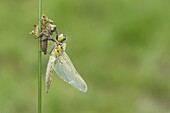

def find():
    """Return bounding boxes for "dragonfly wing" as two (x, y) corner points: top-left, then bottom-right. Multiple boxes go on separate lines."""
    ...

(46, 56), (56, 93)
(54, 52), (88, 92)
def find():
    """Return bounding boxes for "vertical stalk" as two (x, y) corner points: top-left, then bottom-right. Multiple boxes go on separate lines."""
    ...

(38, 0), (42, 113)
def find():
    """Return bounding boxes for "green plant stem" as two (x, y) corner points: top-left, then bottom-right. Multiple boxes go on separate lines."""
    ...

(38, 0), (42, 112)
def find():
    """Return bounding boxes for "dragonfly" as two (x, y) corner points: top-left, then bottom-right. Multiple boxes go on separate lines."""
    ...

(46, 34), (88, 93)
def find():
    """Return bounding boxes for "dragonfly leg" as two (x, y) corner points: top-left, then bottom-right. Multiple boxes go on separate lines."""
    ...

(45, 51), (52, 55)
(48, 36), (56, 42)
(49, 44), (56, 54)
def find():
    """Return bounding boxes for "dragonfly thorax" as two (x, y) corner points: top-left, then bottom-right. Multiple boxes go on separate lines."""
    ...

(52, 44), (63, 57)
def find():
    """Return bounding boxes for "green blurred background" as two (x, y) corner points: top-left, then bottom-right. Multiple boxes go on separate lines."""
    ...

(0, 0), (170, 113)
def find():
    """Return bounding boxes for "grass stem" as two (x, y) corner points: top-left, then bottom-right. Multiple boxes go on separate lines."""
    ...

(38, 0), (42, 112)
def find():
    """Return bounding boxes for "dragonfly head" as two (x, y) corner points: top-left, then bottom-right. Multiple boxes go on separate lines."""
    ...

(57, 34), (67, 43)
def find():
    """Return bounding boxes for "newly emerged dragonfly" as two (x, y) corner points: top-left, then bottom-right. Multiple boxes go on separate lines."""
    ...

(46, 34), (88, 93)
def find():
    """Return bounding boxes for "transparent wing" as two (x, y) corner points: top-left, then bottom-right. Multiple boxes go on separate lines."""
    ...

(46, 56), (56, 93)
(54, 52), (88, 92)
